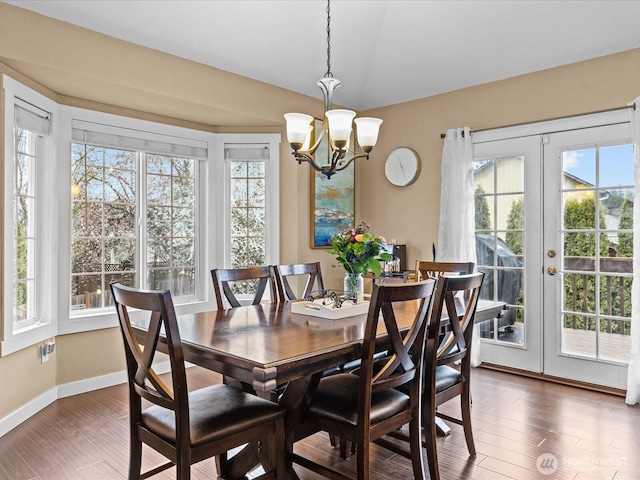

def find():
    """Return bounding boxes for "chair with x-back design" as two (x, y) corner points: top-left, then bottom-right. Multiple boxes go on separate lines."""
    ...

(110, 282), (286, 480)
(292, 280), (436, 480)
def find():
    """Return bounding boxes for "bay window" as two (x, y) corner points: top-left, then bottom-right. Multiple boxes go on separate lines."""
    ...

(2, 76), (280, 349)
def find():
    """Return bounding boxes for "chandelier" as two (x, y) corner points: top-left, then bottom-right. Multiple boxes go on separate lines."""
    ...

(284, 0), (383, 179)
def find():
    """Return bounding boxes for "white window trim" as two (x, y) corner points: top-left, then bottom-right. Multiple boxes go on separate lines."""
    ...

(2, 76), (58, 356)
(58, 107), (220, 334)
(2, 77), (282, 349)
(212, 134), (280, 303)
(473, 108), (631, 145)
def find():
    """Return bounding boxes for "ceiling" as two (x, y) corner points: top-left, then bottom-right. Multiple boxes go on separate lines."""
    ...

(5, 0), (640, 111)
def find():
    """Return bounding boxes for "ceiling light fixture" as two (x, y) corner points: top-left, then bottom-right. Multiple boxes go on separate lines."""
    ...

(284, 0), (383, 179)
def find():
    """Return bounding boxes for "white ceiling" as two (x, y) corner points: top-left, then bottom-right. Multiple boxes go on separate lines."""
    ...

(6, 0), (640, 111)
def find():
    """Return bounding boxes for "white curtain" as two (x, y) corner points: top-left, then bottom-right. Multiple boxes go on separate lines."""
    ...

(436, 127), (481, 366)
(626, 100), (640, 405)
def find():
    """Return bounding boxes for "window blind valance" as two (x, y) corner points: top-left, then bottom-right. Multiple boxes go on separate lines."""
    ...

(224, 144), (270, 161)
(72, 120), (208, 159)
(15, 98), (51, 136)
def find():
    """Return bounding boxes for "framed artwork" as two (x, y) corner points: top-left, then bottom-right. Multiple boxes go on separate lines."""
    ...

(310, 119), (355, 248)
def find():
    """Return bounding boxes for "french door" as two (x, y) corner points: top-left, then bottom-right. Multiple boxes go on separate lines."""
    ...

(472, 113), (633, 389)
(543, 124), (633, 388)
(473, 136), (543, 372)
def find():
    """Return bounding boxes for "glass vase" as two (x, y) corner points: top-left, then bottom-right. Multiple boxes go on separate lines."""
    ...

(343, 272), (364, 304)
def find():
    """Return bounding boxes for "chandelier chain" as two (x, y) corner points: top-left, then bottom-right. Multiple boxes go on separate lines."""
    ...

(325, 0), (332, 78)
(284, 0), (382, 179)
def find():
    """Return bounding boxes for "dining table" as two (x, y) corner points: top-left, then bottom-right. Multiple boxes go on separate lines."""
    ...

(131, 297), (505, 480)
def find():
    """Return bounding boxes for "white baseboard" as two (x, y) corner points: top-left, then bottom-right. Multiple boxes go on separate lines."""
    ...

(57, 361), (172, 398)
(0, 361), (173, 438)
(57, 370), (129, 399)
(0, 387), (57, 438)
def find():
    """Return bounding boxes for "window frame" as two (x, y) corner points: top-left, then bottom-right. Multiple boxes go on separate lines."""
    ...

(213, 134), (280, 304)
(2, 76), (58, 356)
(59, 107), (218, 334)
(2, 77), (282, 349)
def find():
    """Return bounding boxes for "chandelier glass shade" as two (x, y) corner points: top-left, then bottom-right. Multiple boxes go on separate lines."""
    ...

(284, 1), (383, 179)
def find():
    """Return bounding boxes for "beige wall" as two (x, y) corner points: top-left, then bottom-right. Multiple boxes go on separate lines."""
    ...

(1, 1), (639, 424)
(358, 48), (640, 269)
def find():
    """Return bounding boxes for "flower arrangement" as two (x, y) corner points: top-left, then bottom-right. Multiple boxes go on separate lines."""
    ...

(328, 221), (392, 276)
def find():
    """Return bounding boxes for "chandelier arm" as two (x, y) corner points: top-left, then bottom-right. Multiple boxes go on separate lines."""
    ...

(333, 152), (370, 172)
(292, 152), (326, 173)
(301, 118), (329, 157)
(329, 148), (347, 172)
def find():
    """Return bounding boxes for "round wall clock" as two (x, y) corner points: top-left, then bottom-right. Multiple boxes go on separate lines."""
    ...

(384, 147), (421, 187)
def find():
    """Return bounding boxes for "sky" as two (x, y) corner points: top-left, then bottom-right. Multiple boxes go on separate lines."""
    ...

(563, 144), (634, 190)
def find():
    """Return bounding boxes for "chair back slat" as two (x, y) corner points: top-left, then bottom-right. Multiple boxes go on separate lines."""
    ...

(211, 266), (276, 308)
(110, 283), (188, 416)
(272, 262), (324, 302)
(435, 273), (484, 364)
(359, 280), (435, 411)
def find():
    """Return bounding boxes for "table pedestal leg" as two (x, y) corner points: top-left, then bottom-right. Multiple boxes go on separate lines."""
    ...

(279, 373), (322, 480)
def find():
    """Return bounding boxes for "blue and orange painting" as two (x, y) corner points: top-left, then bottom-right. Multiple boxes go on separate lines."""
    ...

(312, 164), (355, 248)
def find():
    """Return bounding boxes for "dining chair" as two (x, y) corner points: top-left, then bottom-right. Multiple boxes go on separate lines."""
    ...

(211, 266), (276, 309)
(271, 262), (324, 302)
(110, 282), (286, 480)
(385, 272), (485, 480)
(291, 279), (436, 480)
(212, 266), (290, 400)
(414, 260), (476, 344)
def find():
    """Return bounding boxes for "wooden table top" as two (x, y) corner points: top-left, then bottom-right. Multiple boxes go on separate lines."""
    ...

(132, 299), (505, 393)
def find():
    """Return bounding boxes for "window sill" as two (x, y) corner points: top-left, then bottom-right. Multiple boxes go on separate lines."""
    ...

(1, 322), (57, 357)
(59, 299), (216, 336)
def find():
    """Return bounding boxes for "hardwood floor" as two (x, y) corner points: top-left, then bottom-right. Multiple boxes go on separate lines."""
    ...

(1, 367), (638, 480)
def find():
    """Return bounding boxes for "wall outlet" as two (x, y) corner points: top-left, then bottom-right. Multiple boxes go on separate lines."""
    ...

(40, 341), (55, 363)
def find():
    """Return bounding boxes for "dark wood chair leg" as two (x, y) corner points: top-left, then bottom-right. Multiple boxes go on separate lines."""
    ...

(409, 411), (426, 479)
(424, 422), (439, 480)
(215, 453), (228, 478)
(461, 383), (476, 456)
(177, 455), (190, 480)
(129, 434), (142, 480)
(424, 397), (440, 480)
(356, 436), (371, 480)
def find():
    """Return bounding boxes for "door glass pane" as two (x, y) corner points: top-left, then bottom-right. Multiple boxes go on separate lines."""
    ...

(474, 155), (524, 345)
(559, 143), (633, 362)
(599, 145), (634, 188)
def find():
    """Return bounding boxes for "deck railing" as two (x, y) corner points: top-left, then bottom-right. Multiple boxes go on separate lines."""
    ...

(563, 256), (632, 334)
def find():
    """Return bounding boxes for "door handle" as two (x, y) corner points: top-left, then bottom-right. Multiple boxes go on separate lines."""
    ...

(547, 266), (557, 276)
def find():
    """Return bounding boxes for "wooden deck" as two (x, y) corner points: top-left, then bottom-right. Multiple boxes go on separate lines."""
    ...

(496, 322), (631, 363)
(562, 329), (631, 362)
